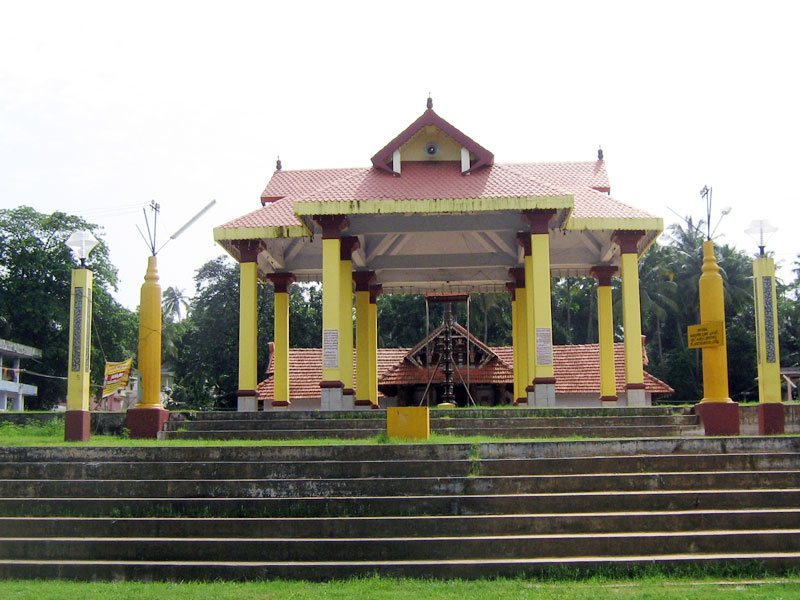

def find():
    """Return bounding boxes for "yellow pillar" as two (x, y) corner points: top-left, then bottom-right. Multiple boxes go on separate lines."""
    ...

(699, 240), (730, 403)
(509, 268), (528, 404)
(369, 285), (382, 407)
(614, 231), (646, 406)
(506, 282), (519, 403)
(236, 242), (260, 412)
(354, 271), (375, 407)
(591, 266), (618, 405)
(268, 273), (294, 408)
(753, 256), (781, 403)
(339, 237), (359, 404)
(67, 268), (93, 411)
(137, 256), (163, 408)
(316, 216), (347, 409)
(522, 211), (556, 406)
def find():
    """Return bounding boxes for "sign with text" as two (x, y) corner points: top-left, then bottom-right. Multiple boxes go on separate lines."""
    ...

(322, 330), (339, 369)
(687, 322), (724, 349)
(101, 358), (133, 398)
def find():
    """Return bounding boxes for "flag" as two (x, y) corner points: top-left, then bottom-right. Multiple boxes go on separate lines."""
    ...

(101, 359), (133, 398)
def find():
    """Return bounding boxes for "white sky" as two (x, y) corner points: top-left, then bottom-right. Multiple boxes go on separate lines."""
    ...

(2, 0), (798, 310)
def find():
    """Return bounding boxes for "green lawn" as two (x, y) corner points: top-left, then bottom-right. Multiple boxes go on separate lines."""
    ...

(1, 576), (799, 599)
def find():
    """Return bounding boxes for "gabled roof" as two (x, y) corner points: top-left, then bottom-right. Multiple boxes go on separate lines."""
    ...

(370, 106), (494, 175)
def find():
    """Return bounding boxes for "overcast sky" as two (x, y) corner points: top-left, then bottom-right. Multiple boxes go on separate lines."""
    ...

(2, 1), (798, 312)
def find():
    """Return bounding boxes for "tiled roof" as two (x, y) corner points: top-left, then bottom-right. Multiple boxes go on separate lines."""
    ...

(258, 342), (673, 401)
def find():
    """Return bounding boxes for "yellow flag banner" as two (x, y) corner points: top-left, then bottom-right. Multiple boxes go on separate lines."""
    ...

(102, 359), (133, 398)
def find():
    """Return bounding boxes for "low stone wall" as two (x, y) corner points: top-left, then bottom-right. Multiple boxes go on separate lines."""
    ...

(0, 412), (127, 436)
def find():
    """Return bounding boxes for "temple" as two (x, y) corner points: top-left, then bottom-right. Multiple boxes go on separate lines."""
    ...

(214, 100), (665, 411)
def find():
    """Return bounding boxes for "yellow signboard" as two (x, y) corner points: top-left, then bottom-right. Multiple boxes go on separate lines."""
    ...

(101, 358), (133, 398)
(687, 322), (724, 349)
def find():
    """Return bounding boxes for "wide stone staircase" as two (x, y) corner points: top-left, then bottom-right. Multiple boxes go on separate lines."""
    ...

(162, 407), (701, 440)
(0, 436), (798, 580)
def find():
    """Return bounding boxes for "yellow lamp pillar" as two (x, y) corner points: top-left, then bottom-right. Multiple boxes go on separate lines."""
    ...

(509, 268), (528, 405)
(267, 273), (295, 410)
(316, 216), (347, 409)
(694, 240), (739, 435)
(126, 255), (170, 438)
(368, 285), (382, 407)
(233, 241), (261, 412)
(353, 271), (376, 408)
(522, 211), (557, 407)
(506, 282), (520, 403)
(65, 267), (93, 441)
(591, 266), (618, 406)
(613, 231), (647, 407)
(339, 237), (359, 409)
(753, 254), (784, 434)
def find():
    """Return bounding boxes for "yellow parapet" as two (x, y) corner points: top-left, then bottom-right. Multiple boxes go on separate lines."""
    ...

(387, 406), (430, 440)
(237, 260), (258, 395)
(137, 256), (162, 407)
(699, 240), (731, 403)
(322, 238), (341, 383)
(66, 268), (93, 411)
(754, 255), (781, 403)
(273, 288), (290, 404)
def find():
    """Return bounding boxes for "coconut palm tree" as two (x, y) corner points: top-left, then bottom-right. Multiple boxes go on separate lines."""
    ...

(162, 286), (190, 322)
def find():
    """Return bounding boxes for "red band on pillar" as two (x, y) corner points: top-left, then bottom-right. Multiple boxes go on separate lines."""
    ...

(315, 215), (348, 239)
(522, 210), (557, 234)
(613, 230), (645, 255)
(340, 236), (360, 260)
(590, 266), (617, 287)
(232, 240), (262, 263)
(353, 271), (376, 292)
(267, 272), (295, 294)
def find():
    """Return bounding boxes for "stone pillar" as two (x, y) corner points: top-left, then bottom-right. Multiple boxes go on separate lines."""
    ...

(316, 216), (347, 410)
(267, 272), (295, 410)
(66, 266), (93, 441)
(339, 237), (359, 410)
(234, 241), (261, 413)
(508, 268), (528, 405)
(522, 210), (557, 407)
(613, 230), (646, 407)
(369, 285), (383, 408)
(591, 266), (618, 406)
(753, 254), (783, 434)
(353, 271), (376, 408)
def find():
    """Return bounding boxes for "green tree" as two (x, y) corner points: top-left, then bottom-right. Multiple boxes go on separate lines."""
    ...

(0, 206), (137, 408)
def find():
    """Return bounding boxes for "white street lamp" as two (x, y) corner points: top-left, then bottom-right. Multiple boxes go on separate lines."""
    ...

(66, 230), (99, 267)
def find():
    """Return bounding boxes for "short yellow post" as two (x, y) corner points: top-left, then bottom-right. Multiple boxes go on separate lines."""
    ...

(753, 254), (783, 433)
(695, 240), (738, 435)
(126, 256), (170, 438)
(268, 273), (294, 408)
(591, 266), (618, 405)
(65, 267), (93, 441)
(387, 406), (430, 440)
(353, 271), (375, 408)
(614, 231), (646, 406)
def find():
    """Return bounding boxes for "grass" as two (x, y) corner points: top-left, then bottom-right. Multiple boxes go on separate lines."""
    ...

(1, 574), (800, 599)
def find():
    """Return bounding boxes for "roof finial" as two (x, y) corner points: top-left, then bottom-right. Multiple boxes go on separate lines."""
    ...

(276, 156), (282, 171)
(597, 146), (604, 161)
(426, 94), (433, 110)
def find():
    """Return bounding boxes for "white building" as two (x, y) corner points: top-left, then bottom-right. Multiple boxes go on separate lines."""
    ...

(0, 339), (41, 411)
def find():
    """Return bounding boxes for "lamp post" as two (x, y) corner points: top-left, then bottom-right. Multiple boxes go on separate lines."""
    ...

(745, 220), (783, 434)
(65, 230), (99, 441)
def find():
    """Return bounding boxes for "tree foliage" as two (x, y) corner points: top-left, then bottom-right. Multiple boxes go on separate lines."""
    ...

(0, 207), (137, 408)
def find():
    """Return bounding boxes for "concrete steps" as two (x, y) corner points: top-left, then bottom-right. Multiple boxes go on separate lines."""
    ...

(0, 437), (798, 580)
(161, 407), (701, 440)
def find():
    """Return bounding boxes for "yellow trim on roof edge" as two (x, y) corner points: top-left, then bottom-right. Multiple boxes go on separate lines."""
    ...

(293, 196), (574, 216)
(565, 217), (663, 232)
(213, 224), (311, 241)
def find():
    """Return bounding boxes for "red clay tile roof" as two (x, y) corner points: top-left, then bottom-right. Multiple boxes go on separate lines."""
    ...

(258, 342), (673, 401)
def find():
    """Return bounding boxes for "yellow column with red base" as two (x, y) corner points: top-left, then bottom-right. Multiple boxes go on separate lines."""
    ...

(368, 285), (382, 408)
(591, 266), (618, 406)
(753, 255), (784, 433)
(65, 267), (93, 441)
(339, 238), (359, 409)
(506, 282), (520, 403)
(234, 242), (260, 412)
(354, 272), (375, 408)
(509, 268), (528, 405)
(695, 240), (738, 435)
(614, 231), (646, 407)
(268, 273), (294, 409)
(127, 256), (170, 438)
